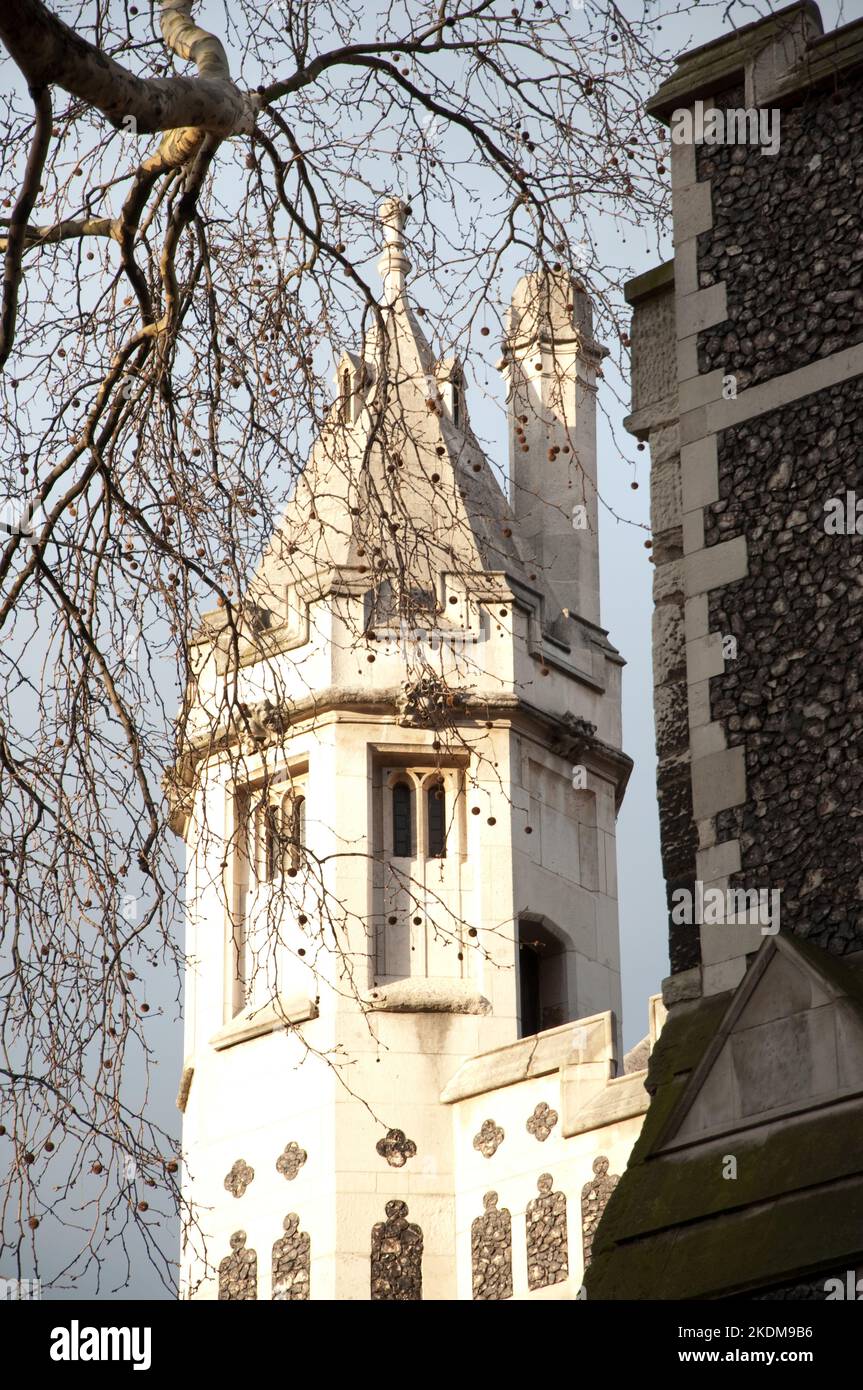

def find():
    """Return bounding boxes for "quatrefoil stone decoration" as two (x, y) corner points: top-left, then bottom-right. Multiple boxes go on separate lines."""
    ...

(224, 1158), (255, 1198)
(526, 1102), (558, 1143)
(276, 1141), (308, 1181)
(375, 1128), (418, 1168)
(473, 1119), (505, 1159)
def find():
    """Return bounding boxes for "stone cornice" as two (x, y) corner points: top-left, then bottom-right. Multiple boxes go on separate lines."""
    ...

(166, 686), (633, 834)
(642, 0), (863, 127)
(646, 2), (822, 120)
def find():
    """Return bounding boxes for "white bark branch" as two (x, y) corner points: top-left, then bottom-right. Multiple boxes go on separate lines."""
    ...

(0, 0), (253, 139)
(160, 0), (231, 81)
(0, 215), (114, 253)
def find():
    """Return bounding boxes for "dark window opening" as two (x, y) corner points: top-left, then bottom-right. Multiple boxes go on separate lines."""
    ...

(452, 375), (462, 429)
(392, 782), (412, 857)
(260, 803), (278, 883)
(519, 941), (542, 1038)
(518, 920), (567, 1038)
(427, 783), (446, 858)
(341, 368), (352, 422)
(232, 790), (252, 1017)
(286, 794), (306, 871)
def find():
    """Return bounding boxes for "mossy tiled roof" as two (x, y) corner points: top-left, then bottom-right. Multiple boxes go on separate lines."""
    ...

(586, 945), (863, 1299)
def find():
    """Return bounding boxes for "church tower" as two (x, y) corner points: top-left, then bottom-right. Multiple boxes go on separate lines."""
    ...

(175, 201), (637, 1301)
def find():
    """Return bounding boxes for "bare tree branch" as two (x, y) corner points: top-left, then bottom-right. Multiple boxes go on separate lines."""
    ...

(0, 85), (51, 369)
(0, 0), (253, 137)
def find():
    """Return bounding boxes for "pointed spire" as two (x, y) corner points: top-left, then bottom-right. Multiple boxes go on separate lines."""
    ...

(377, 197), (412, 305)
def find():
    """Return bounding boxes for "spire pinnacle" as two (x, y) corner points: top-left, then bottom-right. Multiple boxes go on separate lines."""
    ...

(377, 197), (411, 304)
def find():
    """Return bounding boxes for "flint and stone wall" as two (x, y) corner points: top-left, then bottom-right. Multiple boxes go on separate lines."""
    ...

(627, 31), (863, 996)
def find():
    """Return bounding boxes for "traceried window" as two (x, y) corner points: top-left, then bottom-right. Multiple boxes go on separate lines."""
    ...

(229, 771), (309, 1019)
(246, 775), (309, 884)
(230, 788), (253, 1017)
(382, 768), (457, 861)
(375, 765), (465, 983)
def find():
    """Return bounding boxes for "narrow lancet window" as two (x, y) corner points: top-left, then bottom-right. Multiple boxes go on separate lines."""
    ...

(427, 783), (446, 858)
(286, 793), (306, 872)
(392, 782), (412, 857)
(452, 373), (462, 429)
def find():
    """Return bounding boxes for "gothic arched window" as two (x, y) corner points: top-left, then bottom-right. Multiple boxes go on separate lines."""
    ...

(392, 782), (413, 857)
(427, 783), (446, 858)
(256, 801), (279, 884)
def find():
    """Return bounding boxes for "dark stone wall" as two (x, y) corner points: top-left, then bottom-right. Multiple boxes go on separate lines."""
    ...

(662, 765), (701, 973)
(705, 377), (863, 953)
(752, 1267), (863, 1301)
(696, 75), (863, 390)
(654, 440), (700, 976)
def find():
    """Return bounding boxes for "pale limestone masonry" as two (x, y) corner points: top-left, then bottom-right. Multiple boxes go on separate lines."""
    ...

(176, 201), (651, 1300)
(624, 262), (698, 977)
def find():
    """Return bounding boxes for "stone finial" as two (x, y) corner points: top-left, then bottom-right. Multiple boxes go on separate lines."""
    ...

(377, 198), (412, 303)
(505, 266), (594, 349)
(380, 196), (409, 242)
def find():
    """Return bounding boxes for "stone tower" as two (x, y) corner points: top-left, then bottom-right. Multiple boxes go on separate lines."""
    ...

(175, 201), (637, 1301)
(504, 268), (606, 627)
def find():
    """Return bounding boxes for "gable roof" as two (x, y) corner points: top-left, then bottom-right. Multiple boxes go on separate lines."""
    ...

(585, 937), (863, 1299)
